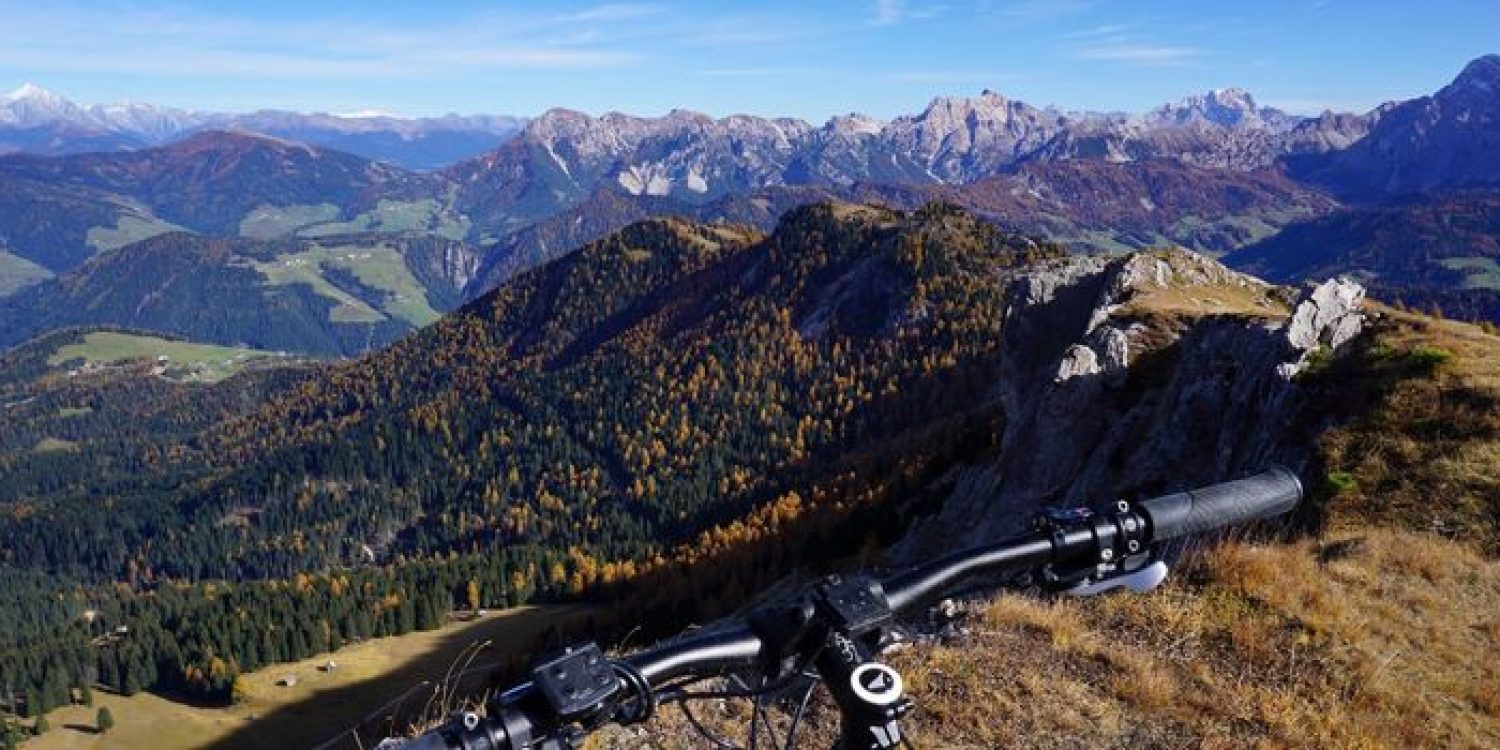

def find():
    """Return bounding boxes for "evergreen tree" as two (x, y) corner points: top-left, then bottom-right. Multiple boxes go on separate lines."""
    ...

(33, 716), (48, 736)
(96, 706), (114, 734)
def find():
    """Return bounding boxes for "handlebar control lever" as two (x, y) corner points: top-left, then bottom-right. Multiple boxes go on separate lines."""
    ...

(531, 643), (619, 727)
(1033, 498), (1153, 591)
(1065, 559), (1168, 596)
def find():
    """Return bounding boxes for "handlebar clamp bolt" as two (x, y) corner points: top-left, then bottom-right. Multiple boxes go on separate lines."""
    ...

(1127, 540), (1140, 553)
(460, 711), (481, 732)
(1100, 548), (1114, 562)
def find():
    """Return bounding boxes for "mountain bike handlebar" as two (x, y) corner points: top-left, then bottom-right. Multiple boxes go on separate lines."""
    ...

(397, 466), (1301, 750)
(1136, 465), (1303, 541)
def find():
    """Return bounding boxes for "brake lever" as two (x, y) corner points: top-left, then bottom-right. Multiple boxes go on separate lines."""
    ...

(1064, 559), (1169, 596)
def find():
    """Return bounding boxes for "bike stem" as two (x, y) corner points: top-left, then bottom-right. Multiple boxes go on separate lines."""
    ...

(814, 628), (913, 750)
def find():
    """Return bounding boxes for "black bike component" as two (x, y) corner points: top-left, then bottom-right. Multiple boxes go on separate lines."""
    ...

(749, 598), (816, 683)
(1034, 498), (1154, 590)
(812, 574), (892, 635)
(1036, 505), (1094, 527)
(815, 629), (912, 749)
(400, 467), (1303, 750)
(610, 660), (656, 724)
(623, 625), (765, 685)
(530, 643), (619, 726)
(1137, 466), (1303, 541)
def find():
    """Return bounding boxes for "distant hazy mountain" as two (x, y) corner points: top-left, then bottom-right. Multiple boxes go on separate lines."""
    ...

(0, 83), (526, 169)
(0, 130), (442, 272)
(1289, 55), (1500, 200)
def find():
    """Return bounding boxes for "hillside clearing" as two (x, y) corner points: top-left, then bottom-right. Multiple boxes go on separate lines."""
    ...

(45, 331), (287, 384)
(23, 605), (594, 750)
(84, 213), (184, 254)
(247, 244), (439, 326)
(0, 250), (52, 297)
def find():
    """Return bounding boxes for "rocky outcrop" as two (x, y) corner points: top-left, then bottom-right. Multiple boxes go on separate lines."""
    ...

(898, 251), (1366, 557)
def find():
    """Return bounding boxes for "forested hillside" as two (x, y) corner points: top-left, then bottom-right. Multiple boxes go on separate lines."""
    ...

(0, 202), (1062, 711)
(1226, 191), (1500, 324)
(0, 233), (475, 356)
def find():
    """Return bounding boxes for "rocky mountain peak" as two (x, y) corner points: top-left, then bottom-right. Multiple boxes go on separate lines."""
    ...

(0, 83), (90, 126)
(1443, 53), (1500, 98)
(1147, 86), (1285, 130)
(825, 112), (885, 137)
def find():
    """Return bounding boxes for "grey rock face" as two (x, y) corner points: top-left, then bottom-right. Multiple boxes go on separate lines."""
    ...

(896, 252), (1366, 558)
(446, 79), (1397, 233)
(1284, 278), (1367, 352)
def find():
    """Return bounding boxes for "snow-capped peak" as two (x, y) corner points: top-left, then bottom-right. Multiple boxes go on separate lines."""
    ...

(4, 83), (63, 103)
(0, 83), (95, 127)
(333, 109), (400, 120)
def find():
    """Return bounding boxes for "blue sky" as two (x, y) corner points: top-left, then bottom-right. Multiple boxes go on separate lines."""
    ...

(1, 0), (1496, 120)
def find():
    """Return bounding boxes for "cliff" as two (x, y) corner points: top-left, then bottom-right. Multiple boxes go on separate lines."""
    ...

(899, 250), (1364, 556)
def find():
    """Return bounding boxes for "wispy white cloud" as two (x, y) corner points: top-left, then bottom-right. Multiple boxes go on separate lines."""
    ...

(870, 0), (946, 26)
(873, 0), (905, 25)
(694, 66), (835, 78)
(1059, 23), (1136, 40)
(558, 3), (666, 23)
(1057, 20), (1203, 67)
(882, 70), (1017, 85)
(996, 0), (1095, 23)
(0, 3), (664, 79)
(1073, 44), (1201, 64)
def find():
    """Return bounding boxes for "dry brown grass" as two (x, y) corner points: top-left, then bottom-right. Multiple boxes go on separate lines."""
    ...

(597, 529), (1498, 749)
(1315, 305), (1500, 552)
(1115, 249), (1292, 322)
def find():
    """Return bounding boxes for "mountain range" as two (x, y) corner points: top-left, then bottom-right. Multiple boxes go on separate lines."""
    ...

(1, 54), (1499, 357)
(0, 83), (526, 170)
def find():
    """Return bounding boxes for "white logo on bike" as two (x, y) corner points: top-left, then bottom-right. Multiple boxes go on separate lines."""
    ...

(850, 663), (903, 706)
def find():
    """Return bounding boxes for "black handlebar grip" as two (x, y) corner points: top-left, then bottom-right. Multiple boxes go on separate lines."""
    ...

(1137, 466), (1303, 543)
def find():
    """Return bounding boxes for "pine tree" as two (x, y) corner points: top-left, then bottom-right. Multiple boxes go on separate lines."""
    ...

(81, 682), (94, 707)
(96, 706), (114, 734)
